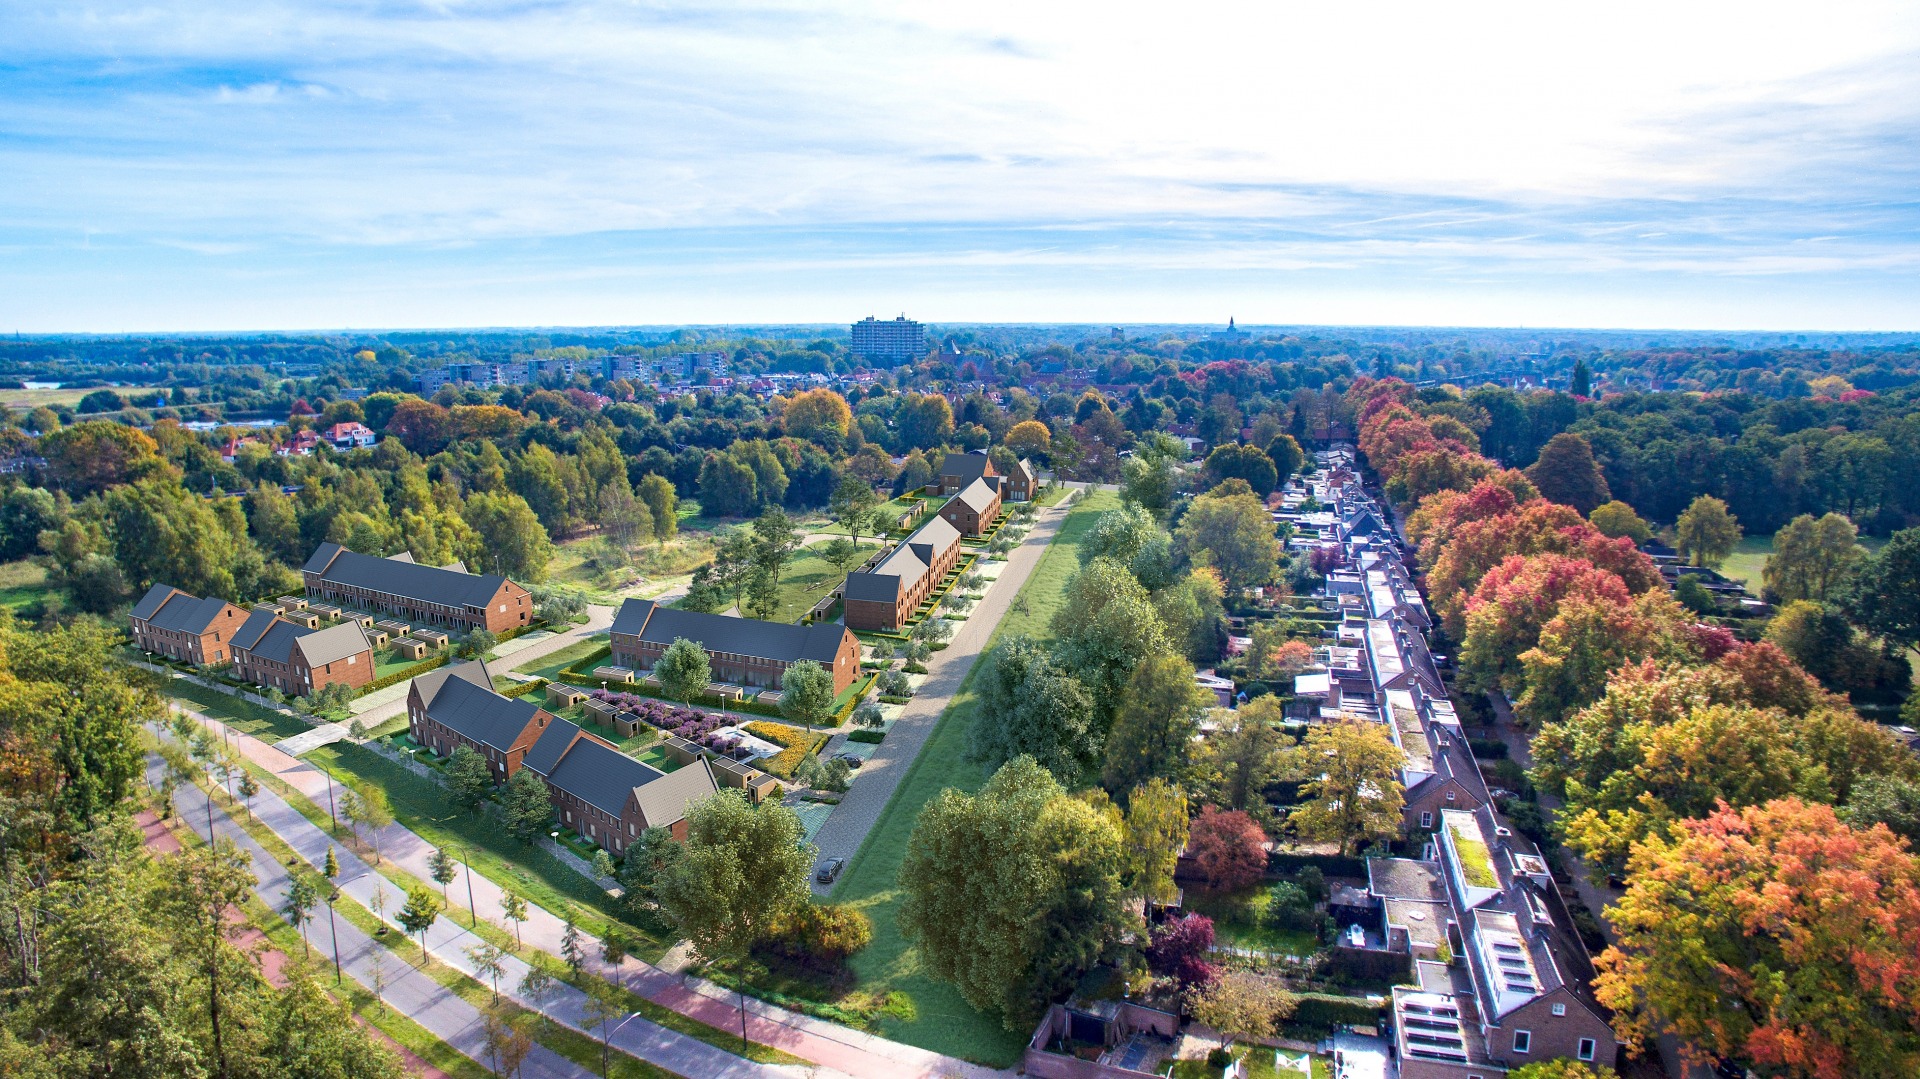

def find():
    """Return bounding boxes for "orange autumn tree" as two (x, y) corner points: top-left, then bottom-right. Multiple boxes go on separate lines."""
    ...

(1514, 589), (1717, 726)
(1458, 553), (1632, 699)
(1596, 798), (1920, 1079)
(1424, 500), (1662, 638)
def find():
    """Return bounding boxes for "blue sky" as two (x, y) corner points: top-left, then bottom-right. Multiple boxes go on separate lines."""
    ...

(3, 1), (1918, 332)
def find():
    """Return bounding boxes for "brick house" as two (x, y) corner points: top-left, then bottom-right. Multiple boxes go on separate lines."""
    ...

(407, 660), (553, 782)
(522, 718), (720, 850)
(609, 600), (861, 695)
(302, 542), (532, 633)
(843, 514), (962, 631)
(229, 609), (375, 696)
(937, 450), (998, 494)
(1004, 457), (1037, 501)
(939, 477), (1002, 536)
(129, 584), (248, 666)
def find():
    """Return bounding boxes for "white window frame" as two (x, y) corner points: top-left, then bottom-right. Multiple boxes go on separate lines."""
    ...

(1578, 1038), (1596, 1061)
(1552, 1003), (1567, 1017)
(1419, 811), (1433, 829)
(1512, 1030), (1531, 1055)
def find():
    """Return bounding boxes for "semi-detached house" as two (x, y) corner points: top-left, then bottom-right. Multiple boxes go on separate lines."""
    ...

(130, 584), (248, 666)
(303, 543), (532, 633)
(230, 609), (374, 695)
(409, 661), (553, 781)
(939, 477), (1002, 536)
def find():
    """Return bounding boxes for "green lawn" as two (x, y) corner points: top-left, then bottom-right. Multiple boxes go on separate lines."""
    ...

(514, 637), (615, 683)
(1715, 531), (1885, 588)
(163, 679), (311, 744)
(1183, 887), (1324, 956)
(0, 559), (54, 612)
(771, 541), (880, 623)
(825, 490), (1120, 1067)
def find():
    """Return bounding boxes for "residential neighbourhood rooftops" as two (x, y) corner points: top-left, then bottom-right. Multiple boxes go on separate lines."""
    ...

(304, 541), (512, 607)
(610, 599), (847, 665)
(545, 735), (664, 816)
(938, 451), (995, 483)
(522, 716), (586, 776)
(952, 477), (999, 514)
(418, 669), (546, 754)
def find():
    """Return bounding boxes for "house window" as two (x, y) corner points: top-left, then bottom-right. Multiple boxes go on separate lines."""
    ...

(1512, 1031), (1531, 1054)
(1552, 1004), (1566, 1017)
(1445, 790), (1456, 802)
(1578, 1039), (1596, 1061)
(1420, 812), (1433, 829)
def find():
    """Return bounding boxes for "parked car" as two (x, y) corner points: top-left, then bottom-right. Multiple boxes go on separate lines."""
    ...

(833, 752), (864, 769)
(815, 856), (846, 884)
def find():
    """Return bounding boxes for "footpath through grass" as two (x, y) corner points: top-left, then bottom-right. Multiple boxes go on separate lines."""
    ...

(826, 490), (1119, 1067)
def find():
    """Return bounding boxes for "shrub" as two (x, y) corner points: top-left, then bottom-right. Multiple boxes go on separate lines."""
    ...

(763, 902), (873, 967)
(1266, 881), (1318, 932)
(1146, 914), (1218, 991)
(848, 728), (885, 744)
(1295, 865), (1326, 903)
(877, 670), (911, 697)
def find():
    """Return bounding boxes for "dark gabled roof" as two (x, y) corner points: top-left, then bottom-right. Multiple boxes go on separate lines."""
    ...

(304, 542), (512, 608)
(845, 511), (960, 603)
(146, 591), (239, 636)
(938, 451), (993, 482)
(232, 608), (280, 651)
(245, 620), (308, 666)
(523, 716), (586, 776)
(132, 584), (184, 622)
(411, 658), (494, 705)
(610, 600), (848, 665)
(293, 622), (372, 668)
(950, 477), (998, 515)
(420, 674), (545, 754)
(545, 735), (666, 817)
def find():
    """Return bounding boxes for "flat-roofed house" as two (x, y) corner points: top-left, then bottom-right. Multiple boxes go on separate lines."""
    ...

(843, 514), (962, 631)
(229, 609), (375, 695)
(937, 450), (998, 494)
(939, 477), (1001, 536)
(302, 542), (532, 633)
(521, 717), (720, 848)
(408, 660), (556, 781)
(130, 584), (248, 666)
(609, 600), (861, 695)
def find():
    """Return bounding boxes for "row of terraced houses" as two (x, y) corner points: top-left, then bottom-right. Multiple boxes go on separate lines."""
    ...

(1275, 450), (1618, 1079)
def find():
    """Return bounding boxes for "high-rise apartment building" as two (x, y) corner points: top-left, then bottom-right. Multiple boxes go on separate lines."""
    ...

(850, 315), (926, 361)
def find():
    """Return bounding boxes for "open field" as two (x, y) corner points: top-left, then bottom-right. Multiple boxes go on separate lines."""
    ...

(1715, 530), (1885, 588)
(0, 559), (54, 612)
(769, 539), (880, 622)
(823, 489), (1119, 1066)
(0, 386), (96, 409)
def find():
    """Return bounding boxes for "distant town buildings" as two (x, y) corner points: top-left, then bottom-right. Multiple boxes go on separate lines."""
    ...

(850, 315), (926, 362)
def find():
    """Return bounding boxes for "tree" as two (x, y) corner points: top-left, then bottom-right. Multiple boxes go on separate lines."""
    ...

(655, 637), (712, 704)
(1005, 419), (1051, 460)
(1264, 434), (1305, 485)
(581, 980), (625, 1078)
(1588, 500), (1651, 543)
(1675, 494), (1741, 569)
(1187, 970), (1296, 1045)
(429, 847), (459, 906)
(1458, 553), (1633, 699)
(468, 942), (507, 1002)
(966, 635), (1097, 781)
(1204, 443), (1279, 496)
(1525, 432), (1610, 514)
(617, 826), (683, 913)
(1102, 652), (1210, 795)
(1845, 528), (1920, 649)
(1079, 503), (1161, 569)
(1510, 1063), (1612, 1079)
(1287, 718), (1405, 855)
(1123, 778), (1189, 905)
(1120, 432), (1184, 515)
(765, 902), (873, 967)
(1145, 913), (1218, 992)
(0, 485), (61, 562)
(561, 917), (586, 978)
(502, 765), (553, 845)
(1766, 513), (1863, 603)
(638, 473), (678, 546)
(783, 388), (853, 444)
(1155, 567), (1230, 665)
(38, 421), (166, 496)
(898, 756), (1134, 1027)
(283, 875), (317, 958)
(462, 490), (554, 581)
(396, 887), (442, 964)
(829, 474), (879, 549)
(600, 926), (630, 984)
(1844, 774), (1920, 848)
(654, 791), (814, 962)
(481, 1003), (533, 1078)
(778, 659), (836, 733)
(1766, 599), (1906, 698)
(1515, 589), (1707, 727)
(1193, 696), (1290, 816)
(820, 536), (860, 580)
(446, 744), (494, 814)
(1188, 805), (1268, 892)
(346, 781), (394, 862)
(1174, 483), (1281, 592)
(1051, 557), (1170, 727)
(1595, 799), (1920, 1079)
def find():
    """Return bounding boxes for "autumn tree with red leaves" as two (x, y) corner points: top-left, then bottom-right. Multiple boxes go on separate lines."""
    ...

(1187, 806), (1268, 893)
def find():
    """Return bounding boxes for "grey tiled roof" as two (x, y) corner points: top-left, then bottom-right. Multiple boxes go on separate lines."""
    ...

(951, 477), (999, 514)
(545, 735), (666, 817)
(630, 758), (719, 829)
(232, 609), (279, 651)
(304, 541), (511, 608)
(610, 600), (848, 665)
(145, 591), (237, 635)
(410, 658), (493, 704)
(522, 717), (585, 776)
(420, 674), (543, 754)
(843, 513), (959, 603)
(132, 584), (183, 622)
(245, 621), (308, 665)
(295, 622), (372, 667)
(938, 452), (993, 483)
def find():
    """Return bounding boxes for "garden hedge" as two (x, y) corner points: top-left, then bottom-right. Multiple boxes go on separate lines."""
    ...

(1267, 850), (1369, 879)
(847, 729), (884, 744)
(364, 654), (448, 693)
(1283, 993), (1387, 1038)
